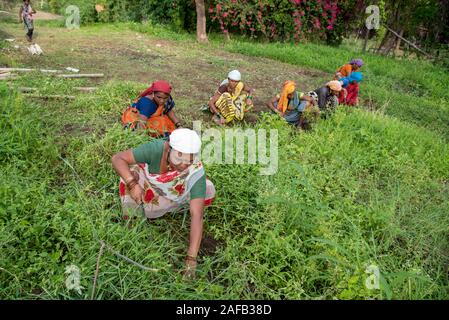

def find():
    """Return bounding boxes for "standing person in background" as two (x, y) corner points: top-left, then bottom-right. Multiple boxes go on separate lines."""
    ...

(19, 0), (36, 43)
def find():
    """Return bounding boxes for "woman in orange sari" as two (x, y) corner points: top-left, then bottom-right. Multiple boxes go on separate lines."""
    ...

(122, 80), (182, 137)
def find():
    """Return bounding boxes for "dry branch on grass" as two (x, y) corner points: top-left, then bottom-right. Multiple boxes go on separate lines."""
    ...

(24, 94), (76, 100)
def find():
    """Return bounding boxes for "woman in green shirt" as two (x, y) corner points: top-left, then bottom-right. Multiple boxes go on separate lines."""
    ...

(111, 129), (215, 278)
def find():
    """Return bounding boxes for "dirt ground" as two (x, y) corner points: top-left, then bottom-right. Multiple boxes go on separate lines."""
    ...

(1, 20), (331, 122)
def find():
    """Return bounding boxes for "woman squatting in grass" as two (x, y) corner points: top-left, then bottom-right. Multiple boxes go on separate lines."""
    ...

(337, 70), (363, 106)
(266, 80), (319, 129)
(208, 69), (255, 126)
(121, 80), (182, 137)
(112, 129), (215, 279)
(334, 58), (364, 80)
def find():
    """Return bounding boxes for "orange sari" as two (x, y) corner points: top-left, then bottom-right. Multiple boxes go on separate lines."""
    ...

(146, 105), (175, 136)
(335, 64), (352, 79)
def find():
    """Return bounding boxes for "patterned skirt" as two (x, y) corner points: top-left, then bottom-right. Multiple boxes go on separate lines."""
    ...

(119, 164), (216, 219)
(215, 92), (249, 123)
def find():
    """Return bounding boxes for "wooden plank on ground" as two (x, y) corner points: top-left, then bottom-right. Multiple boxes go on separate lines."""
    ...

(0, 67), (62, 73)
(57, 74), (104, 78)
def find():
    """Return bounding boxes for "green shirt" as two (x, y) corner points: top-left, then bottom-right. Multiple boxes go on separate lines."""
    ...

(132, 139), (206, 200)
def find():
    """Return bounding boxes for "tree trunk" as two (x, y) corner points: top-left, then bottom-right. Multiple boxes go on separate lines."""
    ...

(394, 29), (404, 56)
(195, 0), (208, 43)
(377, 30), (390, 53)
(363, 28), (369, 52)
(383, 35), (396, 56)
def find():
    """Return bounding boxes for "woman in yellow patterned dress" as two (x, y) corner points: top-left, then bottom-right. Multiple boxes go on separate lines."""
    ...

(207, 70), (254, 125)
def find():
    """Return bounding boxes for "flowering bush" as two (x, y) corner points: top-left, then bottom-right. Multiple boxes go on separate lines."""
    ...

(208, 0), (341, 42)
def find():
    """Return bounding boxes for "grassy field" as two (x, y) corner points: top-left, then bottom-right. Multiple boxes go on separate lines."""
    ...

(1, 19), (448, 299)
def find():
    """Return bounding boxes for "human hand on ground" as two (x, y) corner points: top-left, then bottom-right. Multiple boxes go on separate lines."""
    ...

(129, 184), (144, 204)
(183, 257), (197, 280)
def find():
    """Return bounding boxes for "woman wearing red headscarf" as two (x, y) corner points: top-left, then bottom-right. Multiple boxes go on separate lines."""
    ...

(122, 80), (182, 137)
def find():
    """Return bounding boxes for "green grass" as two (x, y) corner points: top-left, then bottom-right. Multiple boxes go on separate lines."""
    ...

(1, 21), (448, 300)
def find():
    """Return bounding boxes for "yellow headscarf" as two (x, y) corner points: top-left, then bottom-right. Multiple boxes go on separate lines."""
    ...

(278, 80), (296, 113)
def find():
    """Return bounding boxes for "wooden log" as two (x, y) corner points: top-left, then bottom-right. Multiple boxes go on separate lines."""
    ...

(18, 86), (97, 93)
(0, 72), (18, 80)
(73, 87), (98, 92)
(57, 74), (104, 78)
(0, 67), (62, 73)
(362, 28), (369, 53)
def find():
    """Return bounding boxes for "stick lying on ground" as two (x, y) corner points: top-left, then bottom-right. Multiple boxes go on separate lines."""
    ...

(0, 67), (61, 73)
(0, 72), (18, 80)
(57, 74), (104, 78)
(73, 87), (98, 92)
(17, 86), (98, 93)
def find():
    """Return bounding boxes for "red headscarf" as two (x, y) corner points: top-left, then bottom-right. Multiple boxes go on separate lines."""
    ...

(137, 80), (172, 99)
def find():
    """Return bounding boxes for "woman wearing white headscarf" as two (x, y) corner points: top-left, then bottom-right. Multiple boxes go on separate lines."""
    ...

(112, 128), (215, 278)
(207, 70), (255, 125)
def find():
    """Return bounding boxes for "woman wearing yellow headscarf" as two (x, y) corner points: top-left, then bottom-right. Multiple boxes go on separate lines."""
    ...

(266, 80), (316, 126)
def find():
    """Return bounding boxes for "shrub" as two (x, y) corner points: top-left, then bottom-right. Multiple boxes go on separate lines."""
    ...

(208, 0), (341, 42)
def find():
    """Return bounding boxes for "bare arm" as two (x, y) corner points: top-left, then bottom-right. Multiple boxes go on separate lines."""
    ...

(167, 109), (180, 126)
(187, 198), (204, 258)
(208, 91), (221, 114)
(300, 94), (316, 106)
(183, 198), (205, 278)
(19, 8), (23, 22)
(111, 150), (144, 203)
(111, 150), (136, 181)
(266, 96), (280, 113)
(243, 84), (254, 96)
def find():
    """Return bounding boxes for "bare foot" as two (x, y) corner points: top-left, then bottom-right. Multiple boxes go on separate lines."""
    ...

(212, 114), (225, 126)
